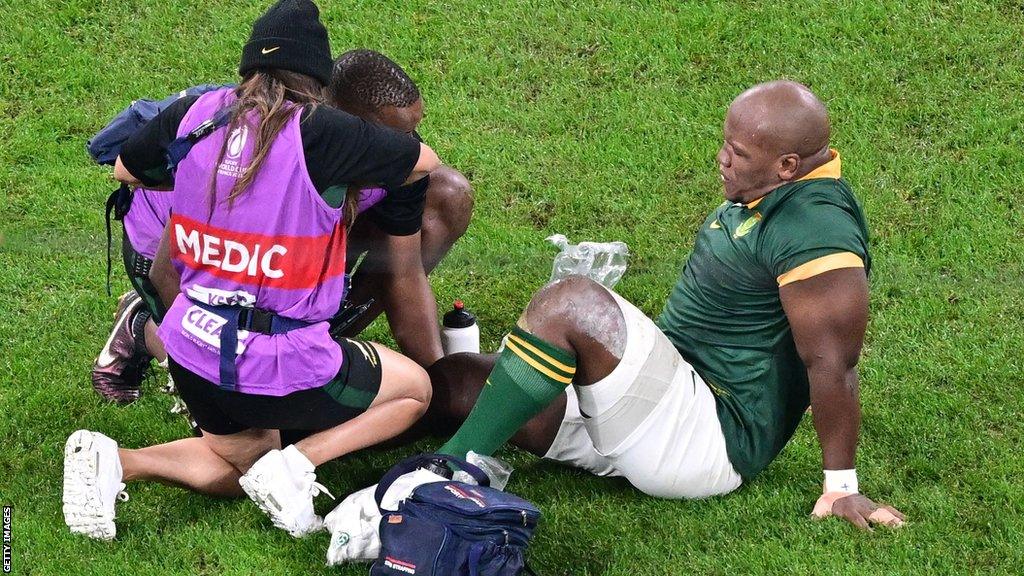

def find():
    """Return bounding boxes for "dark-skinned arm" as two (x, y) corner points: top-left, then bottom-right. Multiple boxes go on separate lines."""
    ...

(150, 224), (181, 311)
(780, 267), (904, 529)
(378, 230), (444, 367)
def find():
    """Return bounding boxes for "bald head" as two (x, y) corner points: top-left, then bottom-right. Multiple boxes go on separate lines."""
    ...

(717, 81), (833, 203)
(727, 80), (830, 158)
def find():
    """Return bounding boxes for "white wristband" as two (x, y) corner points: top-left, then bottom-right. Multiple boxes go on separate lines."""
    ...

(824, 469), (858, 494)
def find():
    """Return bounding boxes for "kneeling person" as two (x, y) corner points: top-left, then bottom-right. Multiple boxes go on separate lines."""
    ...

(64, 0), (438, 541)
(90, 49), (472, 405)
(326, 49), (473, 368)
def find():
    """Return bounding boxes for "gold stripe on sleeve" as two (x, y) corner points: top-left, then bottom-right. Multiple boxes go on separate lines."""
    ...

(776, 252), (864, 287)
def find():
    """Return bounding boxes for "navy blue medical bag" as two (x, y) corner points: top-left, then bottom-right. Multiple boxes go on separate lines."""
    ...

(371, 454), (540, 576)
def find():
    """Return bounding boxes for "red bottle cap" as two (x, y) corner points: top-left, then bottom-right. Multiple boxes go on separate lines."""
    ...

(443, 300), (476, 328)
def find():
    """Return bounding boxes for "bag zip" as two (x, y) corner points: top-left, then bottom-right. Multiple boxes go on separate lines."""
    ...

(407, 508), (539, 533)
(404, 506), (533, 545)
(409, 508), (527, 536)
(408, 492), (540, 520)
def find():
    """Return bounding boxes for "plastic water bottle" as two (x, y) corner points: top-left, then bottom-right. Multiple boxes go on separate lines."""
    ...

(441, 300), (479, 355)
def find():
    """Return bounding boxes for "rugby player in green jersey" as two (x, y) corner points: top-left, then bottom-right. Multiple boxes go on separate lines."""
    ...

(427, 80), (905, 529)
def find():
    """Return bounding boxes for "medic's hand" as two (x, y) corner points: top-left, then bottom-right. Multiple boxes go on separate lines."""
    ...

(812, 492), (905, 530)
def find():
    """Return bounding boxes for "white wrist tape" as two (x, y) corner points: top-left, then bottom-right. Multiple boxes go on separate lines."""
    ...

(824, 469), (858, 494)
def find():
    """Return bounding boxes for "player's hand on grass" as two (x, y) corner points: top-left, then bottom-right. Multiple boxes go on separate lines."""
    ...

(812, 491), (905, 530)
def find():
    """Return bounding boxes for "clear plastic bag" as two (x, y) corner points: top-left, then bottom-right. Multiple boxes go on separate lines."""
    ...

(452, 451), (514, 491)
(547, 234), (630, 289)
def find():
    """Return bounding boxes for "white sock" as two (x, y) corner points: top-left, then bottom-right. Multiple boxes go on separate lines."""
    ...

(281, 444), (315, 473)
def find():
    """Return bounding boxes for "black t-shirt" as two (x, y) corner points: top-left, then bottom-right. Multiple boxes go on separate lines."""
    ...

(120, 95), (428, 235)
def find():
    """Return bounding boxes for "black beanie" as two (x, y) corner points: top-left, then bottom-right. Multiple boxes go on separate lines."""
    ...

(239, 0), (332, 86)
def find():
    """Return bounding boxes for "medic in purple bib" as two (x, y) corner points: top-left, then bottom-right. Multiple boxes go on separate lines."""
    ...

(64, 0), (441, 541)
(92, 51), (471, 406)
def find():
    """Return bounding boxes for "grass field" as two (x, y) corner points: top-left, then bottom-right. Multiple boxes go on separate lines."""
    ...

(3, 0), (1024, 574)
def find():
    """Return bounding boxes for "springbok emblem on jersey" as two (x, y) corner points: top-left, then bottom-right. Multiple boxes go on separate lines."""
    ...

(733, 213), (762, 239)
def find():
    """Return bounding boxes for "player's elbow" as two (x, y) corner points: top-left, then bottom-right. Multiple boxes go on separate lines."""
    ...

(805, 354), (861, 401)
(804, 352), (859, 379)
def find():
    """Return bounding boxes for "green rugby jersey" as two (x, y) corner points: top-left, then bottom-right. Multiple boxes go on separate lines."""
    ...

(656, 151), (870, 480)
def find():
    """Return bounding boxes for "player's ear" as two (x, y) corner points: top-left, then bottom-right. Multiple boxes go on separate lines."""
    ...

(778, 153), (800, 181)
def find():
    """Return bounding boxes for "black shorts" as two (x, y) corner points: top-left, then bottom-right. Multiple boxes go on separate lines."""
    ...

(122, 230), (167, 323)
(169, 337), (384, 436)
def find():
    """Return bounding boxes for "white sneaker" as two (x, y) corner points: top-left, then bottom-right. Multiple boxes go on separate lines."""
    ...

(62, 430), (128, 541)
(239, 445), (334, 537)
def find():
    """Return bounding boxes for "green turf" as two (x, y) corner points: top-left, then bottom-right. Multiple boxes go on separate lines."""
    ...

(3, 0), (1024, 573)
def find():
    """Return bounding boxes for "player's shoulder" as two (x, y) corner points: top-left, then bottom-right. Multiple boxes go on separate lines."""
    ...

(756, 178), (868, 257)
(766, 177), (861, 223)
(300, 105), (364, 138)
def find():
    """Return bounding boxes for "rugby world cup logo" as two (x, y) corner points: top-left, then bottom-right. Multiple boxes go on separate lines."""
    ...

(226, 125), (248, 159)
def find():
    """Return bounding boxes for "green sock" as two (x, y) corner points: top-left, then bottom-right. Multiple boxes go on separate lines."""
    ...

(439, 327), (576, 459)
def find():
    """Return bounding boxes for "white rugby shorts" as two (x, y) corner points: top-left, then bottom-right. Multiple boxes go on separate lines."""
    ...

(542, 289), (742, 499)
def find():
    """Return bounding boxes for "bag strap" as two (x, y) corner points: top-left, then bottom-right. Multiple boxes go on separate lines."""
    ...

(328, 297), (374, 339)
(187, 299), (313, 391)
(104, 184), (133, 296)
(374, 453), (490, 509)
(164, 106), (233, 175)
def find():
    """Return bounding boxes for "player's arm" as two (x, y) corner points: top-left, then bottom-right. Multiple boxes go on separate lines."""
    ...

(377, 230), (443, 367)
(113, 154), (174, 191)
(357, 174), (444, 367)
(780, 267), (904, 529)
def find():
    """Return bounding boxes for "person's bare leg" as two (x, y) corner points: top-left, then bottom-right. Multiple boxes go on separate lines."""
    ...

(339, 167), (473, 336)
(436, 276), (626, 458)
(234, 349), (428, 538)
(118, 428), (278, 497)
(292, 343), (431, 466)
(417, 167), (473, 272)
(427, 353), (567, 456)
(144, 315), (167, 360)
(143, 318), (167, 362)
(516, 275), (626, 384)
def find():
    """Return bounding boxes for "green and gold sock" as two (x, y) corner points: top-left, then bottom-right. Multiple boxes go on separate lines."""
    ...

(439, 327), (576, 459)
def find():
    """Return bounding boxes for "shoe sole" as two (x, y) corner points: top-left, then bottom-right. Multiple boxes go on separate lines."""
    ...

(62, 430), (116, 541)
